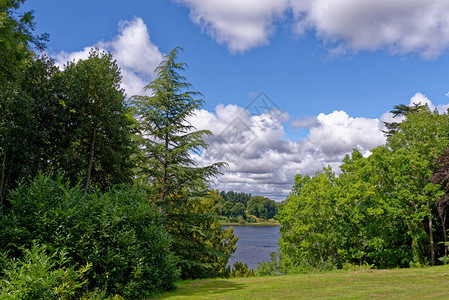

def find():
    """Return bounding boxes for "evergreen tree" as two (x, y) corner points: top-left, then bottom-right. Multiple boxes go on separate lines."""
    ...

(131, 47), (229, 278)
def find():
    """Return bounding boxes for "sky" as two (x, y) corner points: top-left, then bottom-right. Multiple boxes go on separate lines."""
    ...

(23, 0), (449, 200)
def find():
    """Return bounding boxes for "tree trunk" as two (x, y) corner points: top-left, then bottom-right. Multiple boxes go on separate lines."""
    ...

(438, 205), (447, 256)
(428, 202), (435, 266)
(0, 150), (6, 210)
(160, 108), (169, 204)
(444, 214), (448, 257)
(84, 127), (97, 197)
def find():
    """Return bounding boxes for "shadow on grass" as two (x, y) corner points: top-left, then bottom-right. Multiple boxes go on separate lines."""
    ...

(158, 280), (247, 298)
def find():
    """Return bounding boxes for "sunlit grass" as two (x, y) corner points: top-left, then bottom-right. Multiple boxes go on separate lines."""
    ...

(155, 265), (449, 299)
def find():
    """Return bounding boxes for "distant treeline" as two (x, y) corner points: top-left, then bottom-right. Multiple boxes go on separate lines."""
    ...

(215, 191), (278, 222)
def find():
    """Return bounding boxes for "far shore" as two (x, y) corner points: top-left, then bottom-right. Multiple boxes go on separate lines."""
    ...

(220, 222), (280, 226)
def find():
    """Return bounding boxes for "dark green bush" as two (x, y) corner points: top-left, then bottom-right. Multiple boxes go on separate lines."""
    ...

(0, 173), (178, 298)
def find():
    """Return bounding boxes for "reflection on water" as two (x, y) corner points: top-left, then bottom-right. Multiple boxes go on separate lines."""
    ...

(222, 225), (280, 270)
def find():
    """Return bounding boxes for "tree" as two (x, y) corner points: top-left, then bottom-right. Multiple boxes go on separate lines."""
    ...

(247, 196), (277, 220)
(61, 49), (135, 194)
(278, 168), (339, 270)
(387, 107), (449, 265)
(230, 202), (246, 220)
(131, 47), (229, 278)
(431, 147), (449, 256)
(132, 47), (224, 204)
(0, 56), (61, 208)
(382, 103), (425, 137)
(0, 0), (47, 89)
(0, 0), (47, 208)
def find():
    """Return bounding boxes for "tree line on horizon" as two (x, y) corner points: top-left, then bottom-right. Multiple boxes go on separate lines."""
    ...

(215, 191), (278, 223)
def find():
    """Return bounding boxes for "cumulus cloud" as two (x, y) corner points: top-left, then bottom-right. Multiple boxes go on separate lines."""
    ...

(188, 104), (387, 200)
(309, 111), (385, 155)
(54, 47), (94, 69)
(291, 115), (320, 129)
(408, 92), (449, 112)
(175, 0), (288, 52)
(53, 18), (163, 97)
(290, 0), (449, 58)
(176, 0), (449, 57)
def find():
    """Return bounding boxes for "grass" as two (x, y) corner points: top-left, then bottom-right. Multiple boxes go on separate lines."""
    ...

(154, 265), (449, 299)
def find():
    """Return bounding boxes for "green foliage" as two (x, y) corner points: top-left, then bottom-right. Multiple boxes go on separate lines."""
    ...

(0, 0), (47, 87)
(220, 191), (251, 206)
(438, 256), (449, 264)
(246, 196), (278, 220)
(131, 47), (224, 203)
(278, 168), (340, 270)
(60, 48), (135, 194)
(0, 50), (135, 207)
(0, 243), (89, 299)
(0, 56), (63, 206)
(230, 202), (246, 219)
(0, 173), (178, 298)
(229, 262), (254, 278)
(215, 191), (278, 222)
(0, 1), (50, 206)
(340, 262), (373, 271)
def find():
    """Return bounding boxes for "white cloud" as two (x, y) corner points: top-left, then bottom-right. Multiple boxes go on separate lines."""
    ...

(188, 104), (387, 201)
(176, 0), (449, 57)
(290, 0), (449, 58)
(291, 115), (320, 129)
(175, 0), (288, 52)
(102, 18), (163, 80)
(408, 92), (449, 113)
(54, 47), (95, 69)
(53, 18), (163, 97)
(309, 111), (385, 155)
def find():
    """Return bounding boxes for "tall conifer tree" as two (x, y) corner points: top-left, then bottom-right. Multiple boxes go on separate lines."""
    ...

(132, 47), (231, 278)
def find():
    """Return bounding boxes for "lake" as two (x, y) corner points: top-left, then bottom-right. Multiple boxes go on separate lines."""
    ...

(222, 225), (280, 270)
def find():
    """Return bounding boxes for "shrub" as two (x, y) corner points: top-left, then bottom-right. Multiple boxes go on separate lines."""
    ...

(0, 243), (89, 299)
(230, 262), (254, 277)
(256, 252), (280, 276)
(0, 173), (178, 298)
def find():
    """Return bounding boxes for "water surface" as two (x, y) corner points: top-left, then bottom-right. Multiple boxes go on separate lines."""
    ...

(222, 225), (280, 270)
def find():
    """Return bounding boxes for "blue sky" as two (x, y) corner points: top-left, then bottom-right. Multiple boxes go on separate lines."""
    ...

(23, 0), (449, 200)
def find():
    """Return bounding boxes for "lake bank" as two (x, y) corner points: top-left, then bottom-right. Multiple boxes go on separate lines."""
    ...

(220, 222), (280, 226)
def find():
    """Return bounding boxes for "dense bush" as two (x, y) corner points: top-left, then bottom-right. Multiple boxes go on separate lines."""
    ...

(0, 173), (178, 298)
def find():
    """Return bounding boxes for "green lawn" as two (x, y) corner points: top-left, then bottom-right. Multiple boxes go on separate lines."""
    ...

(154, 265), (449, 299)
